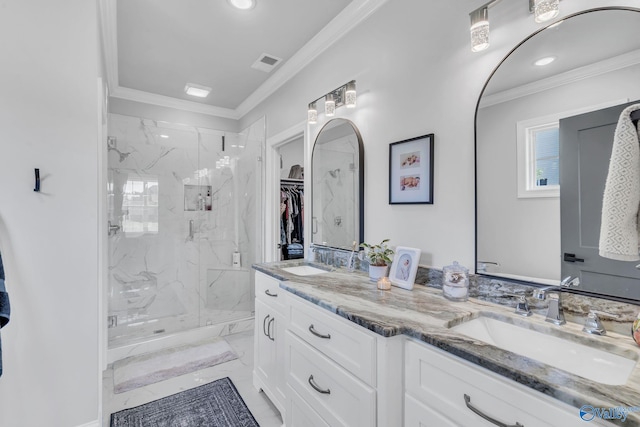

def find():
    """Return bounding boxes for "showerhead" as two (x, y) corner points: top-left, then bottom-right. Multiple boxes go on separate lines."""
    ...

(329, 168), (341, 178)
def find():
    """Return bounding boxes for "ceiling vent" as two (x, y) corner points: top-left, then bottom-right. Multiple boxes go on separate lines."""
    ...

(251, 53), (282, 73)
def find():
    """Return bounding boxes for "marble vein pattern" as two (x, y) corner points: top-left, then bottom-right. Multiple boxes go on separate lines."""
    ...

(254, 260), (640, 426)
(107, 114), (264, 345)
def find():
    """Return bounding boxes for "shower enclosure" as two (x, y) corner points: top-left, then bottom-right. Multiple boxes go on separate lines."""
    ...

(106, 113), (263, 348)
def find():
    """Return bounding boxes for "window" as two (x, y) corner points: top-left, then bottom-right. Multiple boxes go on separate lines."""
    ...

(122, 175), (159, 234)
(517, 120), (560, 198)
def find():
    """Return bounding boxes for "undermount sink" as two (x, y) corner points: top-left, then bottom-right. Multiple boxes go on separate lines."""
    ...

(281, 265), (329, 276)
(451, 315), (637, 385)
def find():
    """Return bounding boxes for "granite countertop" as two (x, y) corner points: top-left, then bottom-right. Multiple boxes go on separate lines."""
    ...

(254, 260), (640, 426)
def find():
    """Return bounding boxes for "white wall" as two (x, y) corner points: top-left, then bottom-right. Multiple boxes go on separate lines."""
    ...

(0, 1), (100, 426)
(240, 0), (640, 269)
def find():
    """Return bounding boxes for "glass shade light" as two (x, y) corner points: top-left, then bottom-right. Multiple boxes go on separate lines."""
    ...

(470, 7), (490, 53)
(308, 102), (318, 124)
(534, 0), (559, 23)
(345, 81), (357, 108)
(184, 83), (211, 98)
(325, 94), (336, 117)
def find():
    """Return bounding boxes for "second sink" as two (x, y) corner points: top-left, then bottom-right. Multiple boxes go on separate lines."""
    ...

(451, 314), (636, 385)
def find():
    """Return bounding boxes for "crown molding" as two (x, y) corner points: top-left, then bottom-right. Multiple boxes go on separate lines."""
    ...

(100, 0), (387, 121)
(480, 48), (640, 108)
(112, 87), (239, 119)
(234, 0), (389, 117)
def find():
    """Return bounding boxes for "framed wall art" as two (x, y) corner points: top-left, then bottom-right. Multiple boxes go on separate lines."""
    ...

(389, 246), (421, 290)
(389, 134), (434, 204)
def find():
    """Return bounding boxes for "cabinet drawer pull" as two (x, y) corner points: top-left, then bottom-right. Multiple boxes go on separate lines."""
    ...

(264, 289), (278, 297)
(263, 314), (271, 337)
(308, 375), (331, 394)
(464, 394), (524, 427)
(268, 317), (275, 341)
(308, 324), (331, 339)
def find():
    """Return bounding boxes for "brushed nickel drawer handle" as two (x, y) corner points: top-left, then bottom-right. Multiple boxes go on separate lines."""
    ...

(308, 375), (331, 394)
(265, 289), (278, 297)
(308, 324), (331, 339)
(263, 315), (270, 337)
(268, 317), (275, 341)
(464, 394), (524, 427)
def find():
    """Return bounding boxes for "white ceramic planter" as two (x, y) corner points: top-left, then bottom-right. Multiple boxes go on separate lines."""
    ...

(368, 265), (388, 282)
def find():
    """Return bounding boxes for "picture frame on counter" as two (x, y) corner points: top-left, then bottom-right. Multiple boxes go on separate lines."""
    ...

(389, 246), (421, 290)
(389, 133), (434, 204)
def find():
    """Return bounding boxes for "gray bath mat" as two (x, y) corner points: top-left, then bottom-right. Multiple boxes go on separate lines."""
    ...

(113, 338), (238, 394)
(110, 376), (259, 427)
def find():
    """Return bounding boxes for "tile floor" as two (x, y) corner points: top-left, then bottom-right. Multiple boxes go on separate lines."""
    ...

(103, 330), (283, 426)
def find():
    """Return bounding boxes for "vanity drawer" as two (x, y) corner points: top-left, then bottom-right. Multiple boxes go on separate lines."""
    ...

(255, 271), (285, 312)
(287, 388), (331, 427)
(285, 292), (376, 386)
(286, 331), (376, 427)
(405, 340), (613, 427)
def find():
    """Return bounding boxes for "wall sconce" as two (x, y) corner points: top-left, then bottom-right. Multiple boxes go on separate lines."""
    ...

(469, 0), (561, 53)
(470, 6), (490, 53)
(531, 0), (559, 23)
(307, 80), (357, 123)
(307, 101), (318, 124)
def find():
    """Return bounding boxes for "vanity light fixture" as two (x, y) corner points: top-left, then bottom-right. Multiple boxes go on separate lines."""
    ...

(228, 0), (256, 10)
(306, 80), (357, 123)
(345, 81), (357, 108)
(470, 0), (561, 52)
(307, 102), (318, 124)
(470, 5), (490, 53)
(325, 93), (336, 117)
(531, 0), (559, 23)
(184, 83), (211, 98)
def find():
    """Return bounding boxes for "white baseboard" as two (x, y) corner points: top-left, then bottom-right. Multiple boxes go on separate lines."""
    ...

(76, 420), (99, 427)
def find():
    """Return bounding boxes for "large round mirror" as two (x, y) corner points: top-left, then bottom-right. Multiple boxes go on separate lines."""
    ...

(476, 8), (640, 300)
(311, 118), (364, 249)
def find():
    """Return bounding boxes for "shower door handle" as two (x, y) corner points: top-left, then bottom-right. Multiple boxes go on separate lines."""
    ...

(312, 217), (318, 234)
(108, 221), (120, 236)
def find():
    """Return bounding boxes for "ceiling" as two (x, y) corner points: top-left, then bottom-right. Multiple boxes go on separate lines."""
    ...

(101, 0), (385, 119)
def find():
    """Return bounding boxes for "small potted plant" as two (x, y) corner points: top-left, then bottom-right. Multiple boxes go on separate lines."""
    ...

(536, 169), (547, 186)
(360, 239), (394, 282)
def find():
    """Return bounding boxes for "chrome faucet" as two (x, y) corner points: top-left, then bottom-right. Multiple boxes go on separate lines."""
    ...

(532, 276), (580, 325)
(507, 293), (532, 317)
(582, 310), (619, 335)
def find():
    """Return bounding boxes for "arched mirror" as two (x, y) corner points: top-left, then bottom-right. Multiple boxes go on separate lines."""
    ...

(476, 8), (640, 300)
(311, 118), (364, 249)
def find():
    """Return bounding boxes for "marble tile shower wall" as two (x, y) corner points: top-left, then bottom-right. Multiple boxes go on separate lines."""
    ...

(107, 114), (263, 345)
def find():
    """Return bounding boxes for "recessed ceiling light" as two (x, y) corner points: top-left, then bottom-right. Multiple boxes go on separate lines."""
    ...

(160, 134), (169, 139)
(228, 0), (256, 10)
(184, 83), (211, 98)
(534, 56), (556, 66)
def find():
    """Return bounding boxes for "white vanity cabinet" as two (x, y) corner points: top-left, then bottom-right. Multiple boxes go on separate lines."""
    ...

(283, 291), (379, 427)
(405, 339), (614, 427)
(253, 272), (287, 416)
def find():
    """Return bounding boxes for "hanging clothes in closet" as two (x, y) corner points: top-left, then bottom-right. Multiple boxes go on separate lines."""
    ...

(280, 180), (304, 260)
